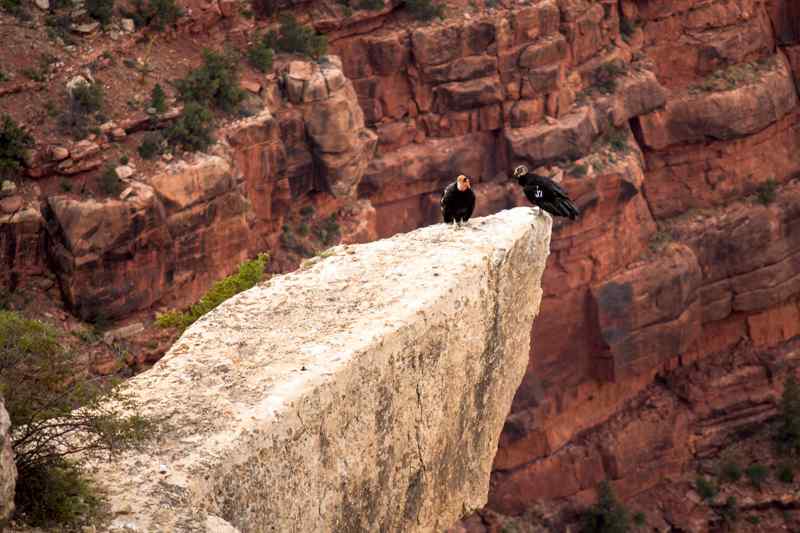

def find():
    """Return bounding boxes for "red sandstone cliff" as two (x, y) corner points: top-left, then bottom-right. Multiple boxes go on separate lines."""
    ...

(1, 0), (800, 528)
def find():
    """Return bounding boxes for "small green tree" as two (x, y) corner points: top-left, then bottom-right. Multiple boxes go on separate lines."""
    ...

(756, 178), (778, 206)
(745, 464), (768, 490)
(99, 165), (122, 196)
(157, 253), (269, 331)
(138, 131), (163, 159)
(777, 374), (800, 455)
(581, 481), (631, 533)
(175, 49), (244, 113)
(0, 115), (33, 179)
(247, 39), (274, 73)
(265, 14), (327, 58)
(150, 83), (167, 113)
(0, 311), (153, 527)
(166, 102), (215, 152)
(695, 476), (718, 500)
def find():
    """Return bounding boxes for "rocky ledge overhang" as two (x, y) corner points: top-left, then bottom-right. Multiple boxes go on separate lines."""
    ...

(89, 207), (552, 533)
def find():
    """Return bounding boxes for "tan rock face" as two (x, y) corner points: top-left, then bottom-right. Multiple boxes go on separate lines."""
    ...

(0, 394), (15, 527)
(88, 209), (552, 532)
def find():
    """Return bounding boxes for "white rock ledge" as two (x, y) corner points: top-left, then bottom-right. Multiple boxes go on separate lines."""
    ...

(93, 208), (552, 533)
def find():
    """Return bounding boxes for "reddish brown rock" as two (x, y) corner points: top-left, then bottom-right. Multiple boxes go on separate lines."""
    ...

(505, 106), (597, 166)
(591, 244), (702, 381)
(638, 56), (797, 150)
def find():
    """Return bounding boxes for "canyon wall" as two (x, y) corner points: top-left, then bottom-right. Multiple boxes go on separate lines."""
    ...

(2, 0), (800, 527)
(87, 209), (551, 533)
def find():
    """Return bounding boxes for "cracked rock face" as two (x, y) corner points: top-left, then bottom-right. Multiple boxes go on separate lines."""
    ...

(87, 208), (551, 532)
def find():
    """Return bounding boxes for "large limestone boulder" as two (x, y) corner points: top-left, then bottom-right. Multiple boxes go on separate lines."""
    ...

(88, 208), (552, 532)
(0, 394), (15, 526)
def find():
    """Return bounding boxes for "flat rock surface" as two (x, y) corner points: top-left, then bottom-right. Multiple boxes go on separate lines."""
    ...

(90, 208), (552, 533)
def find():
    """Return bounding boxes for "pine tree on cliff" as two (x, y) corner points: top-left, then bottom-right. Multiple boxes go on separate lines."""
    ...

(441, 174), (475, 228)
(511, 165), (580, 220)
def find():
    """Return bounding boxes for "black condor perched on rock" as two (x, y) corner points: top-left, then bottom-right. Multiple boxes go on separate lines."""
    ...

(441, 174), (476, 227)
(512, 165), (580, 220)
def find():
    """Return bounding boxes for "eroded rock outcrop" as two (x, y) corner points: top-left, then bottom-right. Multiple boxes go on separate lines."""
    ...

(89, 209), (551, 532)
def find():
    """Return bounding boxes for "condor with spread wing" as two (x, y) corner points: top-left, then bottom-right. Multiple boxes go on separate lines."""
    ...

(512, 165), (579, 220)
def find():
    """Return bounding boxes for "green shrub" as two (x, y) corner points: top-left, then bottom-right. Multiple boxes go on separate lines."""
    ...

(119, 155), (130, 165)
(0, 68), (7, 82)
(745, 464), (768, 489)
(777, 375), (800, 455)
(313, 213), (340, 245)
(71, 81), (104, 115)
(129, 0), (182, 29)
(0, 0), (29, 18)
(265, 14), (327, 58)
(150, 83), (167, 113)
(165, 102), (214, 152)
(695, 476), (717, 500)
(603, 124), (629, 154)
(0, 311), (154, 527)
(580, 481), (631, 533)
(632, 512), (645, 527)
(405, 0), (444, 20)
(86, 0), (114, 25)
(14, 459), (101, 527)
(756, 178), (778, 206)
(593, 61), (627, 95)
(0, 115), (33, 179)
(719, 496), (737, 524)
(138, 131), (164, 159)
(100, 165), (122, 196)
(746, 515), (761, 525)
(175, 49), (244, 113)
(619, 18), (638, 42)
(777, 463), (794, 483)
(247, 39), (274, 73)
(156, 253), (269, 331)
(719, 461), (742, 483)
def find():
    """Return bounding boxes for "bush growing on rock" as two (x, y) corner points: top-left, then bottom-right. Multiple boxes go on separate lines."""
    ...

(165, 102), (214, 152)
(580, 481), (631, 533)
(247, 37), (274, 73)
(157, 253), (269, 331)
(138, 131), (164, 159)
(695, 476), (717, 500)
(86, 0), (114, 25)
(175, 49), (244, 113)
(745, 464), (768, 489)
(777, 375), (800, 455)
(405, 0), (444, 21)
(128, 0), (182, 29)
(100, 165), (122, 196)
(60, 81), (105, 140)
(0, 311), (154, 527)
(265, 14), (327, 59)
(756, 178), (778, 206)
(150, 83), (167, 113)
(0, 115), (33, 179)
